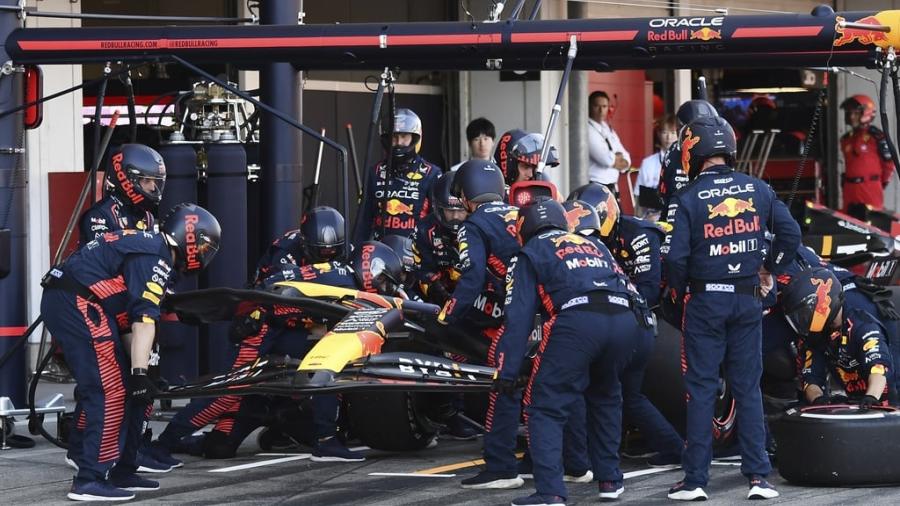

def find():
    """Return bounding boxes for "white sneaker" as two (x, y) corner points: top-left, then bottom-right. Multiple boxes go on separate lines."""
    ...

(668, 481), (708, 501)
(563, 470), (593, 483)
(748, 476), (779, 500)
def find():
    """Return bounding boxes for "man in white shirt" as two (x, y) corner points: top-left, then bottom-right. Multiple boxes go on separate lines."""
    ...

(588, 91), (631, 192)
(450, 117), (496, 171)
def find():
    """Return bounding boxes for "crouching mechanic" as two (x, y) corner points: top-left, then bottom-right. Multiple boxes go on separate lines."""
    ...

(437, 160), (523, 489)
(155, 208), (364, 462)
(781, 267), (892, 407)
(41, 203), (220, 501)
(665, 116), (800, 501)
(496, 198), (653, 505)
(563, 194), (684, 468)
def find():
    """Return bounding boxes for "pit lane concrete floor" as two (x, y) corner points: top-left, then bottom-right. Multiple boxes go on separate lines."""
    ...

(2, 382), (899, 505)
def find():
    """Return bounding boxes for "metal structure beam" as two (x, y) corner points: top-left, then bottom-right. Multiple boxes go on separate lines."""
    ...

(3, 9), (896, 70)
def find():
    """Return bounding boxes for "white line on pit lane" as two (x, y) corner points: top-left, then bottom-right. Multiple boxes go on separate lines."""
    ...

(623, 466), (680, 479)
(368, 473), (457, 478)
(0, 447), (66, 459)
(209, 447), (369, 473)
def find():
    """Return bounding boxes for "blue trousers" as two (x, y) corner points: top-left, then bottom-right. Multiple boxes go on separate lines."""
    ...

(624, 326), (684, 459)
(682, 291), (771, 487)
(158, 324), (338, 450)
(525, 309), (634, 499)
(42, 289), (145, 481)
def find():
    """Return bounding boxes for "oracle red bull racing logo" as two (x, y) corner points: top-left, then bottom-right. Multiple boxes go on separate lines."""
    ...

(833, 13), (900, 48)
(707, 197), (756, 219)
(810, 277), (833, 332)
(380, 199), (416, 230)
(183, 214), (202, 271)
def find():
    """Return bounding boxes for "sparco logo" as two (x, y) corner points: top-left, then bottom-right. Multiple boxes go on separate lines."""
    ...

(111, 152), (144, 205)
(183, 214), (201, 270)
(649, 17), (723, 28)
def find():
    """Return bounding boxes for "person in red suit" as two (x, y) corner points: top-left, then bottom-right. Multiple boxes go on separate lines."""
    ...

(840, 94), (894, 218)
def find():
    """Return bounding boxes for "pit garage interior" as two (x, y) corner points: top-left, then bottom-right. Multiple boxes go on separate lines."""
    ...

(4, 0), (900, 504)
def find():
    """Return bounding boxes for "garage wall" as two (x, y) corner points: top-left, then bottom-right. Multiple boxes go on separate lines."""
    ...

(25, 0), (83, 335)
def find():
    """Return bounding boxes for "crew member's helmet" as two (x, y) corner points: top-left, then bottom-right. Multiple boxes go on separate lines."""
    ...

(351, 240), (404, 295)
(840, 94), (877, 124)
(516, 197), (569, 245)
(781, 267), (844, 337)
(381, 234), (415, 277)
(680, 116), (737, 180)
(162, 203), (221, 274)
(493, 129), (528, 185)
(562, 200), (602, 236)
(451, 159), (505, 204)
(300, 206), (345, 263)
(676, 99), (719, 127)
(381, 108), (423, 165)
(506, 133), (559, 183)
(431, 171), (466, 234)
(106, 144), (167, 212)
(566, 182), (619, 239)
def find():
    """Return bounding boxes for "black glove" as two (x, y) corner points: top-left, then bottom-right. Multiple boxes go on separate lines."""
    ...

(128, 370), (158, 404)
(491, 377), (518, 396)
(229, 312), (264, 343)
(810, 395), (831, 406)
(859, 395), (880, 410)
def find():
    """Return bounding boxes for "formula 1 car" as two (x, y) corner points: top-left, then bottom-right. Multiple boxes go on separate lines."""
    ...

(158, 281), (496, 450)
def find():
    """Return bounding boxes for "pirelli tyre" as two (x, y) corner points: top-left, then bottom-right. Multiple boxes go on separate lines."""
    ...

(772, 405), (900, 486)
(345, 391), (437, 451)
(641, 315), (736, 448)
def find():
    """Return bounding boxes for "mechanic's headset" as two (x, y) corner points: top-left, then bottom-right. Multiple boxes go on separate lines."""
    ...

(351, 240), (404, 295)
(680, 116), (737, 181)
(516, 197), (569, 245)
(780, 267), (844, 338)
(162, 203), (222, 274)
(566, 182), (619, 239)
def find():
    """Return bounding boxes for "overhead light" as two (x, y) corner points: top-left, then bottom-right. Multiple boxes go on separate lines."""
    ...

(733, 87), (812, 93)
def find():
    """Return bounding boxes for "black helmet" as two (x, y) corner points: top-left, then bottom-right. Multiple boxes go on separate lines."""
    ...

(162, 203), (221, 274)
(566, 182), (619, 238)
(381, 234), (415, 275)
(680, 116), (737, 180)
(106, 144), (166, 212)
(300, 206), (345, 263)
(381, 108), (422, 166)
(451, 159), (505, 204)
(516, 197), (568, 245)
(431, 171), (466, 234)
(493, 129), (527, 185)
(676, 99), (719, 126)
(562, 200), (602, 236)
(351, 240), (404, 295)
(508, 133), (560, 183)
(781, 267), (844, 337)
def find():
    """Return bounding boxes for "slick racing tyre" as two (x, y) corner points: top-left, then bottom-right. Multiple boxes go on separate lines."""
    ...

(772, 405), (900, 486)
(641, 315), (736, 448)
(345, 391), (437, 451)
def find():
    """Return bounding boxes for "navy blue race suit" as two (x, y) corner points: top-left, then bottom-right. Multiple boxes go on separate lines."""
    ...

(496, 229), (651, 499)
(657, 142), (689, 219)
(251, 229), (309, 287)
(438, 201), (521, 473)
(665, 164), (800, 488)
(799, 305), (892, 402)
(590, 218), (684, 463)
(41, 231), (173, 482)
(411, 213), (460, 306)
(157, 261), (355, 452)
(79, 194), (156, 248)
(352, 155), (441, 246)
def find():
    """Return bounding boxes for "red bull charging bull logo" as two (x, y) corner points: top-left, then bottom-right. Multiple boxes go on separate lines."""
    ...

(690, 27), (722, 41)
(833, 12), (900, 49)
(707, 197), (755, 219)
(385, 199), (414, 216)
(565, 203), (592, 231)
(681, 127), (700, 176)
(809, 277), (833, 333)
